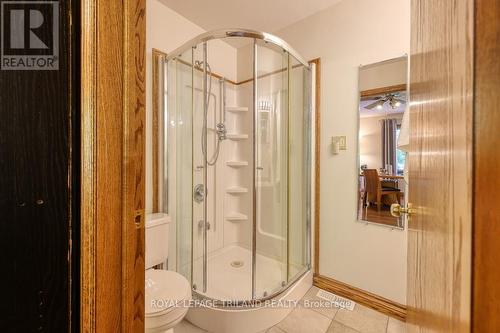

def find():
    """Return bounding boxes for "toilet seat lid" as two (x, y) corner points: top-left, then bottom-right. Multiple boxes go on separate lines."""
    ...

(145, 270), (191, 316)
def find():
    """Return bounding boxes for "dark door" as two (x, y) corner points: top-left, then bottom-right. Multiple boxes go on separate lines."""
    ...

(0, 0), (78, 331)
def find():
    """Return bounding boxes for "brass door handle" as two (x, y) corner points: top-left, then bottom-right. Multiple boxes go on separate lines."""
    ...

(390, 203), (417, 218)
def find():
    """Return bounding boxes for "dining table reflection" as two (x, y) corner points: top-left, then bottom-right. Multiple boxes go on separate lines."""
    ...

(358, 169), (404, 226)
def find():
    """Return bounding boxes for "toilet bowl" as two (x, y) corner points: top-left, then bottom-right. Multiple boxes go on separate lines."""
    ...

(145, 269), (191, 332)
(145, 214), (191, 332)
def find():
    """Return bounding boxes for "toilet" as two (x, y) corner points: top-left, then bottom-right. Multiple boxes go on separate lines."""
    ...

(145, 213), (192, 333)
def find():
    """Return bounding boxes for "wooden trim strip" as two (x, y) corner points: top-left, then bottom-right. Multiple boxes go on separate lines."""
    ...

(308, 58), (321, 276)
(174, 58), (238, 85)
(313, 275), (407, 321)
(80, 0), (97, 331)
(236, 77), (253, 85)
(360, 84), (407, 98)
(236, 63), (304, 86)
(151, 49), (165, 212)
(152, 47), (167, 57)
(81, 0), (126, 331)
(96, 0), (125, 331)
(122, 0), (146, 331)
(472, 0), (500, 331)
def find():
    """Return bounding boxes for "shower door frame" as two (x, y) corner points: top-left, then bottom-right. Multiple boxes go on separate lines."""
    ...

(163, 29), (313, 305)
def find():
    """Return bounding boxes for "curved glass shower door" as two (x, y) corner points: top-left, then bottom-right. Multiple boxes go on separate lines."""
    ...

(165, 30), (312, 304)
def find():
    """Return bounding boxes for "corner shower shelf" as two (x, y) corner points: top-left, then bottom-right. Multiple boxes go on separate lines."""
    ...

(225, 213), (248, 222)
(226, 161), (248, 168)
(226, 186), (248, 194)
(226, 106), (248, 113)
(226, 134), (248, 141)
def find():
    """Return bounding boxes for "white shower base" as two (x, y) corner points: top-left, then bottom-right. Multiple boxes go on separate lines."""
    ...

(187, 269), (312, 333)
(193, 244), (302, 300)
(187, 244), (311, 333)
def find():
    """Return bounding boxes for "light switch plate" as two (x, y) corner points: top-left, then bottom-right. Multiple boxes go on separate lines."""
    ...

(332, 136), (347, 150)
(338, 136), (347, 150)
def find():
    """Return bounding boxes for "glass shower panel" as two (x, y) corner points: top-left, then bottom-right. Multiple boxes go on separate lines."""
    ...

(192, 40), (227, 297)
(288, 57), (311, 280)
(168, 49), (194, 284)
(254, 40), (289, 298)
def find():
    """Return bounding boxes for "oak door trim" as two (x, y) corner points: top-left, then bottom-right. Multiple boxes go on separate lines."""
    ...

(472, 0), (500, 331)
(80, 0), (97, 330)
(80, 0), (146, 332)
(152, 48), (167, 213)
(122, 1), (146, 332)
(313, 275), (407, 321)
(308, 58), (321, 275)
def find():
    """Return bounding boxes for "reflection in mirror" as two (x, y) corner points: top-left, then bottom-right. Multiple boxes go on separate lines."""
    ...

(357, 56), (408, 228)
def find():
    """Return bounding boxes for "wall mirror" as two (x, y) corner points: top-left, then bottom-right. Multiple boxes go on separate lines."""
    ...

(357, 56), (408, 229)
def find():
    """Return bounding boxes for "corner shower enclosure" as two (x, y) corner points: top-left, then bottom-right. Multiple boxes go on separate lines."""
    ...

(159, 30), (312, 304)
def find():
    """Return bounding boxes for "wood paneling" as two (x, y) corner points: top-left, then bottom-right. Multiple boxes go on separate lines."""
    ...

(407, 0), (473, 332)
(81, 0), (146, 331)
(472, 0), (500, 331)
(0, 0), (78, 331)
(314, 275), (406, 321)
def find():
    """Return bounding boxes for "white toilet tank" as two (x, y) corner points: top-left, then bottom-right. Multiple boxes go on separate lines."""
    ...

(145, 213), (171, 269)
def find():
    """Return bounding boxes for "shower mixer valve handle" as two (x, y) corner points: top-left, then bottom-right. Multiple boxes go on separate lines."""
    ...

(194, 184), (206, 203)
(216, 123), (227, 141)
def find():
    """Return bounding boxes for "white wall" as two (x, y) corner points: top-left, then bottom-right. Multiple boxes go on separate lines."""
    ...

(145, 0), (237, 214)
(274, 0), (410, 303)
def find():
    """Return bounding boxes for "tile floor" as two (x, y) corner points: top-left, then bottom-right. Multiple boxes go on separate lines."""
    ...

(173, 286), (406, 333)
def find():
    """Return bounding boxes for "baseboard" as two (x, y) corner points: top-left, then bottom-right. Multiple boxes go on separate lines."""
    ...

(313, 274), (406, 321)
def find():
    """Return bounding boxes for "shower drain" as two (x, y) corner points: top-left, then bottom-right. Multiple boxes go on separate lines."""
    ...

(230, 260), (244, 268)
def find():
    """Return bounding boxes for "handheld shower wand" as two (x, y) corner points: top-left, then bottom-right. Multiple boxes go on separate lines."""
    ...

(196, 59), (227, 166)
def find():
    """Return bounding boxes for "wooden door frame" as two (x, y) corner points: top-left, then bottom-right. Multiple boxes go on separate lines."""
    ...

(472, 0), (500, 331)
(81, 0), (146, 332)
